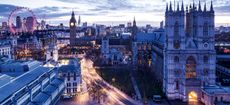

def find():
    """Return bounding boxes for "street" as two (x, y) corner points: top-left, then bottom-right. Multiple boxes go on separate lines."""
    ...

(59, 57), (141, 105)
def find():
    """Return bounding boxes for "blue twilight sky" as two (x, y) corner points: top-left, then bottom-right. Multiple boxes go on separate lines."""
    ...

(0, 0), (230, 26)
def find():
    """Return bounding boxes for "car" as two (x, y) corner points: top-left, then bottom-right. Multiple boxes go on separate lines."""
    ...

(153, 95), (162, 103)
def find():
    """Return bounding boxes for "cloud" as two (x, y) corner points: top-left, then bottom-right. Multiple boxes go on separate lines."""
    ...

(0, 4), (17, 17)
(0, 0), (230, 26)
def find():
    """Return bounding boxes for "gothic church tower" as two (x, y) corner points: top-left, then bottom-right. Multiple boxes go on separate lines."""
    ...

(163, 1), (216, 102)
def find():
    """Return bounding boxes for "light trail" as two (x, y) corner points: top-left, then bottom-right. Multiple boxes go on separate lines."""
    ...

(81, 58), (141, 105)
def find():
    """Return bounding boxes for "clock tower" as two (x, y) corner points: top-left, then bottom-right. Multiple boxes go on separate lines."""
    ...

(70, 11), (76, 46)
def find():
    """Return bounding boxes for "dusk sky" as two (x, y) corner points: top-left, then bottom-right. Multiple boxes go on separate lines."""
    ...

(0, 0), (230, 26)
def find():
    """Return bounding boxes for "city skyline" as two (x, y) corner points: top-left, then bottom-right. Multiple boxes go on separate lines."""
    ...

(0, 0), (230, 26)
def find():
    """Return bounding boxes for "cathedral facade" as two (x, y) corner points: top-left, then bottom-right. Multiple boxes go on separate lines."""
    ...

(163, 1), (216, 102)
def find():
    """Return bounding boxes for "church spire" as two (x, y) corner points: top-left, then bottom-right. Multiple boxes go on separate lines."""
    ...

(181, 1), (184, 12)
(193, 0), (195, 9)
(166, 3), (168, 12)
(204, 2), (207, 12)
(78, 15), (81, 26)
(71, 11), (75, 17)
(133, 16), (136, 26)
(169, 1), (172, 12)
(198, 0), (202, 11)
(177, 2), (180, 12)
(210, 0), (214, 12)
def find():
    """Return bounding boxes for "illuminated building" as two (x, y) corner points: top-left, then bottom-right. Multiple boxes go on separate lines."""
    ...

(0, 40), (12, 59)
(132, 28), (165, 67)
(163, 2), (230, 104)
(58, 58), (82, 98)
(46, 42), (58, 62)
(101, 37), (130, 65)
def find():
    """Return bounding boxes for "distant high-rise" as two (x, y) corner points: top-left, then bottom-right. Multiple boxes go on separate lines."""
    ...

(22, 18), (27, 32)
(26, 16), (35, 32)
(41, 20), (46, 30)
(82, 22), (87, 27)
(2, 22), (7, 30)
(70, 11), (77, 46)
(16, 16), (22, 29)
(132, 17), (138, 37)
(78, 15), (81, 26)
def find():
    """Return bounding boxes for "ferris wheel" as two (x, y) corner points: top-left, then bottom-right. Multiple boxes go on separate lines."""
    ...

(8, 7), (37, 34)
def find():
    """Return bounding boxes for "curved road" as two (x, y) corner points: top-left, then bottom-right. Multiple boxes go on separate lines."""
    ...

(81, 58), (141, 105)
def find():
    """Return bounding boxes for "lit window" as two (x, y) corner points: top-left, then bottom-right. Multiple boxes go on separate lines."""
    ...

(186, 56), (197, 79)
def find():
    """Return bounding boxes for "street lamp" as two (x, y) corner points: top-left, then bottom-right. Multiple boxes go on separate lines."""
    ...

(112, 77), (116, 82)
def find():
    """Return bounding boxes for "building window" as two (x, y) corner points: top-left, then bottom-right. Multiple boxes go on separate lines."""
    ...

(175, 80), (179, 90)
(203, 68), (209, 76)
(174, 56), (179, 63)
(68, 73), (70, 81)
(215, 97), (218, 102)
(204, 56), (209, 64)
(67, 83), (71, 87)
(114, 55), (117, 61)
(174, 21), (179, 38)
(201, 92), (204, 98)
(73, 82), (77, 87)
(74, 73), (76, 81)
(51, 52), (53, 57)
(186, 56), (197, 79)
(67, 88), (71, 93)
(73, 88), (77, 93)
(203, 22), (208, 36)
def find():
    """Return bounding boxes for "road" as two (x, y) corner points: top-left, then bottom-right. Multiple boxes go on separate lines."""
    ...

(59, 57), (141, 105)
(81, 58), (141, 105)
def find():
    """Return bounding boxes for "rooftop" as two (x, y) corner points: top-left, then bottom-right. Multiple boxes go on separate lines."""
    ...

(135, 32), (165, 43)
(0, 74), (14, 88)
(0, 65), (52, 102)
(203, 85), (230, 95)
(58, 58), (81, 74)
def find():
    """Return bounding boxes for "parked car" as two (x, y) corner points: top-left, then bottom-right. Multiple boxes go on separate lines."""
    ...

(153, 95), (162, 102)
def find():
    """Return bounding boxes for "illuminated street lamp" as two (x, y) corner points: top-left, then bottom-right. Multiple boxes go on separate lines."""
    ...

(112, 77), (116, 82)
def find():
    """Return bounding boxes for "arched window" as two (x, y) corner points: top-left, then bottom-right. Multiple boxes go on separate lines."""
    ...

(174, 56), (179, 63)
(173, 21), (180, 49)
(203, 68), (209, 76)
(114, 55), (117, 60)
(204, 56), (209, 64)
(203, 22), (208, 36)
(174, 21), (179, 38)
(186, 56), (197, 78)
(175, 80), (179, 90)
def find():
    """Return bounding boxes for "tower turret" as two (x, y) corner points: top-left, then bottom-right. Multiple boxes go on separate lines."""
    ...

(198, 1), (202, 12)
(210, 0), (214, 13)
(181, 1), (184, 12)
(169, 1), (172, 12)
(166, 3), (168, 13)
(204, 2), (207, 12)
(177, 2), (180, 12)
